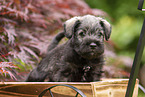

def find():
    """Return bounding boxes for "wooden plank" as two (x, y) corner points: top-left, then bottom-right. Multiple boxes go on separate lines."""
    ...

(0, 79), (139, 97)
(0, 82), (92, 97)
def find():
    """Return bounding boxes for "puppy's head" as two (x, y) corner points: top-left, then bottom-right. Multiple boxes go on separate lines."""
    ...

(64, 15), (112, 59)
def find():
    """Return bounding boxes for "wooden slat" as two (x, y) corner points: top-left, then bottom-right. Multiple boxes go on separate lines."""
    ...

(0, 82), (92, 97)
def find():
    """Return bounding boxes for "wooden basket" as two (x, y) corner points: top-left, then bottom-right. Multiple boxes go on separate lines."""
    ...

(0, 79), (138, 97)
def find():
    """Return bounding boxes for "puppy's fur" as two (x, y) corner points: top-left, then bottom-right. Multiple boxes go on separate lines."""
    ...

(26, 15), (111, 82)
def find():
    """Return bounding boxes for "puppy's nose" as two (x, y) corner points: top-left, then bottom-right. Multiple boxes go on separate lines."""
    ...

(90, 42), (97, 48)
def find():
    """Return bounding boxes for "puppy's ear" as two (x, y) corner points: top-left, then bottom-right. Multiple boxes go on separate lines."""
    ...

(98, 18), (112, 41)
(64, 16), (81, 39)
(72, 20), (81, 36)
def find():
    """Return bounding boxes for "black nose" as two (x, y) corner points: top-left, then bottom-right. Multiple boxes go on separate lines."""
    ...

(90, 42), (97, 48)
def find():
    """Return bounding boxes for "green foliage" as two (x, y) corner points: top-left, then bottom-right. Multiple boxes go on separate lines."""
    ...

(138, 88), (145, 97)
(85, 0), (143, 20)
(111, 16), (142, 50)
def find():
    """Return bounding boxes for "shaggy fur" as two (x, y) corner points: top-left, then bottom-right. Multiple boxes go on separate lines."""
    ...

(26, 15), (111, 82)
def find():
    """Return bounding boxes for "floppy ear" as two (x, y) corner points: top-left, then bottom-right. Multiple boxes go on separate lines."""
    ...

(64, 16), (81, 39)
(98, 18), (112, 41)
(72, 20), (81, 37)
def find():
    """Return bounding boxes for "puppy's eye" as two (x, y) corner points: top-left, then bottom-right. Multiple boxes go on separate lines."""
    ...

(78, 30), (86, 37)
(98, 32), (103, 38)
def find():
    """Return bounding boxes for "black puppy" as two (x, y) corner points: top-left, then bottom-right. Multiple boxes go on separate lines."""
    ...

(26, 15), (111, 82)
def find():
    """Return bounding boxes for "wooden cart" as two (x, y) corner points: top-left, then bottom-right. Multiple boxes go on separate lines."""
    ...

(0, 79), (138, 97)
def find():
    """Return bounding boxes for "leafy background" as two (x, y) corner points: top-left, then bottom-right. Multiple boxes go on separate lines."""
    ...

(0, 0), (145, 96)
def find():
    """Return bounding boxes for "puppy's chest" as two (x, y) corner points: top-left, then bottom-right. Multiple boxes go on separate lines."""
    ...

(71, 61), (97, 73)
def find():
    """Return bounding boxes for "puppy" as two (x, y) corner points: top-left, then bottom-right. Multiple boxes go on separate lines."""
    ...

(26, 15), (111, 82)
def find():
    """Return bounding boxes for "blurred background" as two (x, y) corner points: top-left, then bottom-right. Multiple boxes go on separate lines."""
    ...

(0, 0), (145, 96)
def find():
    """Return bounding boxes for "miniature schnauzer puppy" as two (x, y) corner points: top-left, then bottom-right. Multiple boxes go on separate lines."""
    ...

(26, 15), (112, 82)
